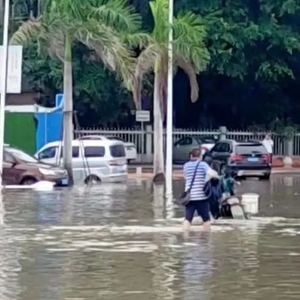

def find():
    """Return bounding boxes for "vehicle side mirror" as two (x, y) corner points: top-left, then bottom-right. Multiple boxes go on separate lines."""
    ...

(6, 160), (18, 168)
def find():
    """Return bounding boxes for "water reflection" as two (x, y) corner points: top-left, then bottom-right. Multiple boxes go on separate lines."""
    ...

(181, 233), (212, 300)
(0, 193), (22, 300)
(152, 183), (164, 220)
(1, 176), (300, 299)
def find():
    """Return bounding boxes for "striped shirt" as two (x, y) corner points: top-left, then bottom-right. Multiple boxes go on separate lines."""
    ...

(183, 160), (210, 201)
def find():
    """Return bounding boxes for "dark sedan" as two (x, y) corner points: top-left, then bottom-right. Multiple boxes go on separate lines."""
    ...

(203, 140), (271, 180)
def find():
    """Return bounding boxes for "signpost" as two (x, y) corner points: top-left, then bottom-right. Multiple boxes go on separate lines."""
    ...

(0, 44), (23, 189)
(136, 110), (150, 162)
(0, 45), (23, 94)
(136, 110), (150, 122)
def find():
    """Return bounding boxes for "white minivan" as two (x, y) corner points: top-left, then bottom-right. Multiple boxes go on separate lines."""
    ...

(35, 139), (128, 184)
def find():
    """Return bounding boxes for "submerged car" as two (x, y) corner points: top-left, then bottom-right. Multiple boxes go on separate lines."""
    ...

(2, 146), (68, 186)
(35, 139), (128, 184)
(77, 135), (137, 164)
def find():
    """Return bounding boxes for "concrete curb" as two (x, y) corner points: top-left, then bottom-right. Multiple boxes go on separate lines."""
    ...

(127, 166), (300, 179)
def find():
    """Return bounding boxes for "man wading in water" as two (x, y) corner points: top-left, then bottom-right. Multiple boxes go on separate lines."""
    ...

(183, 149), (218, 232)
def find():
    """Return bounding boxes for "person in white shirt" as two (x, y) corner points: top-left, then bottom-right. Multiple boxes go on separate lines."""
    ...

(262, 134), (274, 164)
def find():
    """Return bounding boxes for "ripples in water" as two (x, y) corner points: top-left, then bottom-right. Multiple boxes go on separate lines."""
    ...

(0, 177), (300, 299)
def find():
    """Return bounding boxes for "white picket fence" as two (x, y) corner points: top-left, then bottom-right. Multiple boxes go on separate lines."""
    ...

(74, 126), (300, 156)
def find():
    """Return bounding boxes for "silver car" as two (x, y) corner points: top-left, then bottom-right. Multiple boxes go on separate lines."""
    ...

(173, 136), (218, 163)
(35, 139), (128, 184)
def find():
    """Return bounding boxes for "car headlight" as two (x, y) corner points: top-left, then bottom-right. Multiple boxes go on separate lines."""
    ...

(39, 168), (57, 176)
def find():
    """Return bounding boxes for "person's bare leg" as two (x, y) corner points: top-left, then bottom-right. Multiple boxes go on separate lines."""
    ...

(203, 221), (211, 232)
(183, 219), (191, 231)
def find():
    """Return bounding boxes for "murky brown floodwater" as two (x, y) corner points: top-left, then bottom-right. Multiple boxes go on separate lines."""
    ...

(1, 175), (300, 300)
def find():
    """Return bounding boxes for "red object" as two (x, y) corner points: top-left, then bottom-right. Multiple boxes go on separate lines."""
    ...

(261, 154), (270, 162)
(230, 153), (244, 161)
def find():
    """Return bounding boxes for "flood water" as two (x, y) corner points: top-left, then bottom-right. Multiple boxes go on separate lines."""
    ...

(1, 174), (300, 300)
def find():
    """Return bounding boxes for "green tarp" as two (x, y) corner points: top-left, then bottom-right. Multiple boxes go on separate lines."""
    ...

(4, 112), (36, 154)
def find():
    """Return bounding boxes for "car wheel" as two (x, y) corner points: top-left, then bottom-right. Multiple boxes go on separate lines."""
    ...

(260, 174), (271, 180)
(21, 177), (37, 185)
(85, 175), (101, 185)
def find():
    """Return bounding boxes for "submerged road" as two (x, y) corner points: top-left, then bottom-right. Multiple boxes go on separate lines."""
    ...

(1, 175), (300, 299)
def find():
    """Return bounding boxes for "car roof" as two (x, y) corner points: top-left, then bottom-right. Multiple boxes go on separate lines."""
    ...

(218, 139), (263, 145)
(216, 139), (235, 143)
(77, 135), (109, 140)
(40, 139), (124, 148)
(185, 135), (217, 139)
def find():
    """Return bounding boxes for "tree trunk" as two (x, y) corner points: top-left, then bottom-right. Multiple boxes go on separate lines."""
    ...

(62, 34), (74, 186)
(153, 71), (165, 182)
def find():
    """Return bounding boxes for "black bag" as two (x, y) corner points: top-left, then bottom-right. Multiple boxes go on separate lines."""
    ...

(203, 181), (212, 198)
(179, 161), (201, 206)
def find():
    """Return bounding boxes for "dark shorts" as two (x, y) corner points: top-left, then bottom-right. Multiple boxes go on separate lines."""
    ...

(185, 200), (210, 223)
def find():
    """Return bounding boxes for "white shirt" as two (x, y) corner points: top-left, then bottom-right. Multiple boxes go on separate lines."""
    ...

(262, 138), (274, 154)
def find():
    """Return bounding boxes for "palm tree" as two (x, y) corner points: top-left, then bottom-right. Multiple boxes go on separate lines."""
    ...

(133, 0), (210, 180)
(10, 0), (144, 185)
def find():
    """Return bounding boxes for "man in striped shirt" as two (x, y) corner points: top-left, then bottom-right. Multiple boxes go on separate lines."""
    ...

(183, 148), (218, 232)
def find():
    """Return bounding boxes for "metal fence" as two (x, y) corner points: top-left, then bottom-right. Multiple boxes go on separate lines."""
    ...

(74, 127), (300, 156)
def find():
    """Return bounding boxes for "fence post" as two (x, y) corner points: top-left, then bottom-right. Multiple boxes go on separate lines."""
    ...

(286, 138), (293, 157)
(219, 126), (227, 140)
(145, 125), (152, 163)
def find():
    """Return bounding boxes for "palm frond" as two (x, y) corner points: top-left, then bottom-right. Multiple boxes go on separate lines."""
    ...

(132, 43), (165, 108)
(47, 32), (65, 61)
(175, 55), (199, 102)
(173, 11), (210, 73)
(75, 22), (135, 89)
(10, 15), (66, 60)
(135, 43), (163, 80)
(122, 32), (151, 49)
(149, 0), (169, 43)
(90, 0), (142, 33)
(10, 17), (43, 45)
(174, 11), (206, 41)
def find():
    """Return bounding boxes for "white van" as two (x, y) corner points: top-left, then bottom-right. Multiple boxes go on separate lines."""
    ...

(35, 139), (128, 184)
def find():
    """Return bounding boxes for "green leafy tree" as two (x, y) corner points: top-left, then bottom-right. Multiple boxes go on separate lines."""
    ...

(10, 0), (143, 184)
(173, 0), (300, 128)
(134, 0), (210, 179)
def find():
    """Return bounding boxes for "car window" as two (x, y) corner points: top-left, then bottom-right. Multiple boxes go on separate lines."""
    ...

(38, 146), (57, 159)
(176, 137), (193, 146)
(211, 143), (223, 152)
(110, 145), (126, 157)
(222, 143), (231, 152)
(236, 143), (268, 154)
(7, 148), (38, 163)
(217, 143), (227, 153)
(3, 151), (15, 163)
(107, 136), (125, 142)
(59, 146), (79, 158)
(84, 146), (105, 158)
(196, 137), (216, 144)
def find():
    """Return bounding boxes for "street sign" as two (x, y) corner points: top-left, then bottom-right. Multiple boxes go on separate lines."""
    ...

(0, 45), (23, 93)
(136, 110), (150, 122)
